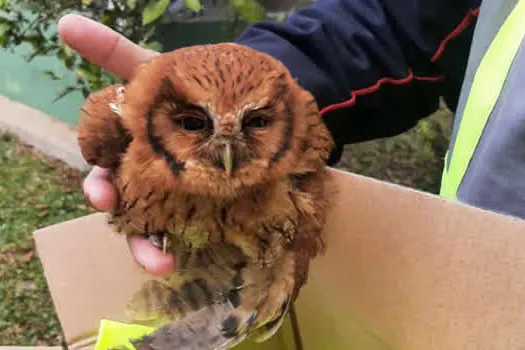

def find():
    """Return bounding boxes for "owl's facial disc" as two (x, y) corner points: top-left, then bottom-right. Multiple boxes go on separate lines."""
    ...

(133, 44), (310, 198)
(148, 90), (288, 196)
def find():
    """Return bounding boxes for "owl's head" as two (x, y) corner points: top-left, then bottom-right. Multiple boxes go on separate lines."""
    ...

(78, 43), (333, 199)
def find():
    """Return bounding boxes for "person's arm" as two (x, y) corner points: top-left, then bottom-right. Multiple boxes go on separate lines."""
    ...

(236, 0), (482, 163)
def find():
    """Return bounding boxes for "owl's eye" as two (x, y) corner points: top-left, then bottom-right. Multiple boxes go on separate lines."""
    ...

(243, 116), (269, 129)
(177, 116), (207, 132)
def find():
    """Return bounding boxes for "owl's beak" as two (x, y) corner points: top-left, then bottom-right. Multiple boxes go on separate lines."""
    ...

(221, 143), (233, 176)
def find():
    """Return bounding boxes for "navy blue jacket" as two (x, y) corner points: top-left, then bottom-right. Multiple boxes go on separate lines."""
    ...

(236, 0), (483, 164)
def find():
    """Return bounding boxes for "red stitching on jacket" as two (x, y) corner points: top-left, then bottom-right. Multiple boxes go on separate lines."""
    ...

(319, 7), (480, 117)
(431, 7), (480, 63)
(320, 70), (444, 115)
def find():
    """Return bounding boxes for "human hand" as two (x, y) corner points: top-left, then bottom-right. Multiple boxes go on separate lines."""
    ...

(58, 14), (175, 276)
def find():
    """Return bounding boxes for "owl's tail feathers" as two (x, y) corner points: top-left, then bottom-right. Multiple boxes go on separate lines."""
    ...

(124, 260), (294, 349)
(130, 302), (253, 350)
(129, 296), (293, 350)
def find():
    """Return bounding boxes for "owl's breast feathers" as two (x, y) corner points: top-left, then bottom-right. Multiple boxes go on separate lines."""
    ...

(108, 166), (330, 350)
(109, 168), (328, 271)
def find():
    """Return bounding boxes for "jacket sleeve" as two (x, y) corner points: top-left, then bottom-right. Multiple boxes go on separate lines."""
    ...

(235, 0), (482, 164)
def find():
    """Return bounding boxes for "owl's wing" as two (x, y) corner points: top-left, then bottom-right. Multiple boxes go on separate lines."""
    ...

(129, 302), (248, 350)
(77, 84), (132, 169)
(124, 245), (255, 350)
(127, 268), (293, 350)
(123, 245), (298, 350)
(129, 300), (293, 350)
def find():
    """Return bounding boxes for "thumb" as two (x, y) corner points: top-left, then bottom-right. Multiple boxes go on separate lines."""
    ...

(58, 14), (158, 80)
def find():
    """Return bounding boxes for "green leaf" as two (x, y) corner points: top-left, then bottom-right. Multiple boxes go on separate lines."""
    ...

(126, 0), (137, 10)
(274, 11), (289, 22)
(75, 67), (98, 82)
(64, 56), (75, 69)
(62, 43), (73, 58)
(0, 22), (8, 45)
(184, 0), (203, 12)
(81, 86), (90, 97)
(101, 10), (118, 26)
(142, 0), (170, 25)
(52, 86), (77, 103)
(145, 40), (162, 52)
(228, 0), (266, 23)
(0, 0), (6, 10)
(81, 59), (101, 75)
(42, 70), (61, 81)
(0, 22), (8, 37)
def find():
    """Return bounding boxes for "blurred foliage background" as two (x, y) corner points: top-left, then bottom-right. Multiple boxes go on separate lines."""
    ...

(0, 0), (312, 101)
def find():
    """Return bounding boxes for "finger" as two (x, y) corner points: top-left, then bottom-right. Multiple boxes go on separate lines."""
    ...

(128, 235), (176, 276)
(57, 14), (159, 80)
(83, 166), (118, 212)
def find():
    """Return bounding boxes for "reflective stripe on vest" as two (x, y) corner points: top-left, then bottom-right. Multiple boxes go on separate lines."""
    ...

(440, 0), (525, 200)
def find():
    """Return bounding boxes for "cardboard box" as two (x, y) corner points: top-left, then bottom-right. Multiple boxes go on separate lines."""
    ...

(26, 168), (525, 349)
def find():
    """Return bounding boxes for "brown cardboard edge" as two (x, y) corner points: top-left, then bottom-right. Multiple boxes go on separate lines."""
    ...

(295, 168), (525, 349)
(33, 213), (148, 347)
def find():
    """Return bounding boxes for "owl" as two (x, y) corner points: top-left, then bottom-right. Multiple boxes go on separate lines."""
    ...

(77, 43), (335, 350)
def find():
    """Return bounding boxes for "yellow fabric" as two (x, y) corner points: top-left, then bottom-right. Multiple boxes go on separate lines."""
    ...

(440, 0), (525, 199)
(94, 319), (155, 350)
(94, 317), (297, 350)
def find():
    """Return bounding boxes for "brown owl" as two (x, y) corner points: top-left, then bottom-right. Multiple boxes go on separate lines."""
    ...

(77, 42), (334, 349)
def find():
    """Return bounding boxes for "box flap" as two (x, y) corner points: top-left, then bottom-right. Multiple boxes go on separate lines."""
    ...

(34, 168), (525, 349)
(295, 169), (525, 349)
(34, 213), (149, 347)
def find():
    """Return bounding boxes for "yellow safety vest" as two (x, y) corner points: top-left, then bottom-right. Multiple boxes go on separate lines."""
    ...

(440, 0), (525, 200)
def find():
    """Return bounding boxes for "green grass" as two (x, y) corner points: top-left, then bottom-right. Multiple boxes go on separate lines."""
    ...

(0, 132), (93, 346)
(0, 106), (453, 346)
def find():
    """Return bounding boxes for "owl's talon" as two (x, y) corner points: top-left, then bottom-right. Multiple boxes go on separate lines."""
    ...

(147, 233), (171, 255)
(147, 233), (162, 249)
(162, 234), (169, 255)
(116, 86), (125, 103)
